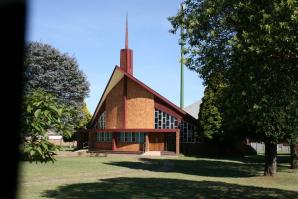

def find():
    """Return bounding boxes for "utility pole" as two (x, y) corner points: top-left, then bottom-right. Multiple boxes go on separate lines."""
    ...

(180, 2), (185, 109)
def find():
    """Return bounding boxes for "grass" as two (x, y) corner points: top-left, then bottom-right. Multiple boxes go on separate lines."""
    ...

(17, 154), (298, 199)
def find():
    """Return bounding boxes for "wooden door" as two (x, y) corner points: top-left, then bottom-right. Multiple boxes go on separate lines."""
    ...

(165, 133), (175, 152)
(149, 133), (164, 151)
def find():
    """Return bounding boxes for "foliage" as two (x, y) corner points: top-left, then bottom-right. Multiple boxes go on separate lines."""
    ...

(21, 89), (75, 162)
(170, 0), (298, 139)
(225, 1), (298, 145)
(198, 88), (220, 139)
(169, 0), (298, 174)
(78, 102), (92, 128)
(24, 41), (90, 129)
(169, 0), (233, 85)
(63, 103), (91, 142)
(198, 76), (225, 139)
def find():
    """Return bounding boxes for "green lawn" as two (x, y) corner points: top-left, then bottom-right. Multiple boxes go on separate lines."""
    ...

(17, 154), (298, 199)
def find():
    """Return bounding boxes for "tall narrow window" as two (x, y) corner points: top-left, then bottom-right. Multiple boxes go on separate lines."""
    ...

(98, 112), (105, 129)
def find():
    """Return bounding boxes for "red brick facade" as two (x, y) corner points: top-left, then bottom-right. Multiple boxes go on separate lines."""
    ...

(106, 79), (124, 129)
(88, 26), (197, 155)
(127, 78), (154, 129)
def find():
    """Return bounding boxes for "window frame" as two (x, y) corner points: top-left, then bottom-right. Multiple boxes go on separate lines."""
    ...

(96, 132), (112, 142)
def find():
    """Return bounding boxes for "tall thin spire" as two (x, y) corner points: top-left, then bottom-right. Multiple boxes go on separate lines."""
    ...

(120, 14), (133, 75)
(125, 14), (128, 49)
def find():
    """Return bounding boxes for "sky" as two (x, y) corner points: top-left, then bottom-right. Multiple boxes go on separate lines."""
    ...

(27, 0), (205, 114)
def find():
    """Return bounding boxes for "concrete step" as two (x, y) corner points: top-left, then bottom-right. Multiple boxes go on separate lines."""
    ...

(141, 151), (161, 156)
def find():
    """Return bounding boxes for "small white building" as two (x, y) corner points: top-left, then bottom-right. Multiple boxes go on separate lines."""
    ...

(47, 129), (76, 148)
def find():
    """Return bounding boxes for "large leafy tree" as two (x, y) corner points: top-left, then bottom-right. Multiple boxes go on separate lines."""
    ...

(24, 42), (90, 128)
(225, 0), (298, 175)
(169, 0), (298, 175)
(21, 90), (74, 162)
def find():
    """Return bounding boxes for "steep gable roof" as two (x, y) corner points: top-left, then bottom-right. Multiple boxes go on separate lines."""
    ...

(183, 100), (201, 119)
(90, 66), (195, 125)
(90, 66), (123, 125)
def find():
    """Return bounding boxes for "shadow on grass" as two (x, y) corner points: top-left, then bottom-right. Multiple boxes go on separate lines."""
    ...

(207, 155), (291, 172)
(104, 155), (292, 178)
(229, 154), (290, 164)
(104, 158), (262, 178)
(42, 177), (298, 199)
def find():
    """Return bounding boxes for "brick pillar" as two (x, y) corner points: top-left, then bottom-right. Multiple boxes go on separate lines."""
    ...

(176, 130), (180, 155)
(145, 133), (149, 152)
(115, 132), (118, 147)
(112, 132), (117, 151)
(92, 132), (96, 149)
(88, 131), (94, 150)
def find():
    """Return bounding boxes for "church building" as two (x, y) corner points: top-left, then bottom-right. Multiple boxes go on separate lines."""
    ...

(87, 19), (199, 155)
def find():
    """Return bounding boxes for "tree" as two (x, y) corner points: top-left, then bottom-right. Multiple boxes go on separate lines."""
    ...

(78, 102), (92, 128)
(24, 41), (90, 128)
(169, 0), (298, 175)
(198, 86), (222, 139)
(290, 141), (298, 169)
(225, 0), (298, 175)
(198, 73), (225, 140)
(21, 89), (74, 162)
(63, 103), (92, 142)
(284, 100), (298, 169)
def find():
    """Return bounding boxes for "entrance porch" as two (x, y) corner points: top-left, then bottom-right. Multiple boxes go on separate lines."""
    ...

(88, 129), (180, 155)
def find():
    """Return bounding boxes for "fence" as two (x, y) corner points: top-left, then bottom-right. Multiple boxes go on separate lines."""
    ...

(250, 142), (290, 153)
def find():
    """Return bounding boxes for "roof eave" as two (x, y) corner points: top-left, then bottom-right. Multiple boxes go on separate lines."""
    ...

(89, 66), (119, 126)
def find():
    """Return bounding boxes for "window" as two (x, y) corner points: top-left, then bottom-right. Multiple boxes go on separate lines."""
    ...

(119, 132), (145, 143)
(154, 109), (199, 143)
(125, 132), (131, 142)
(139, 133), (145, 143)
(180, 121), (199, 143)
(119, 132), (125, 142)
(98, 112), (105, 129)
(96, 132), (112, 142)
(132, 133), (136, 142)
(154, 109), (178, 129)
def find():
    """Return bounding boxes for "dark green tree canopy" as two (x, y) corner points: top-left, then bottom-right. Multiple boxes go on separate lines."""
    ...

(170, 0), (298, 143)
(198, 71), (226, 140)
(198, 85), (223, 140)
(24, 42), (90, 108)
(170, 0), (298, 175)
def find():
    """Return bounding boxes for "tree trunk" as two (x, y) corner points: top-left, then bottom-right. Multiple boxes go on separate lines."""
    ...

(290, 143), (298, 169)
(264, 142), (277, 176)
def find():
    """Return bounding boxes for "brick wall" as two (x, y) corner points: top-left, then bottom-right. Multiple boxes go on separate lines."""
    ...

(127, 78), (154, 128)
(106, 79), (124, 128)
(94, 142), (112, 150)
(117, 142), (142, 151)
